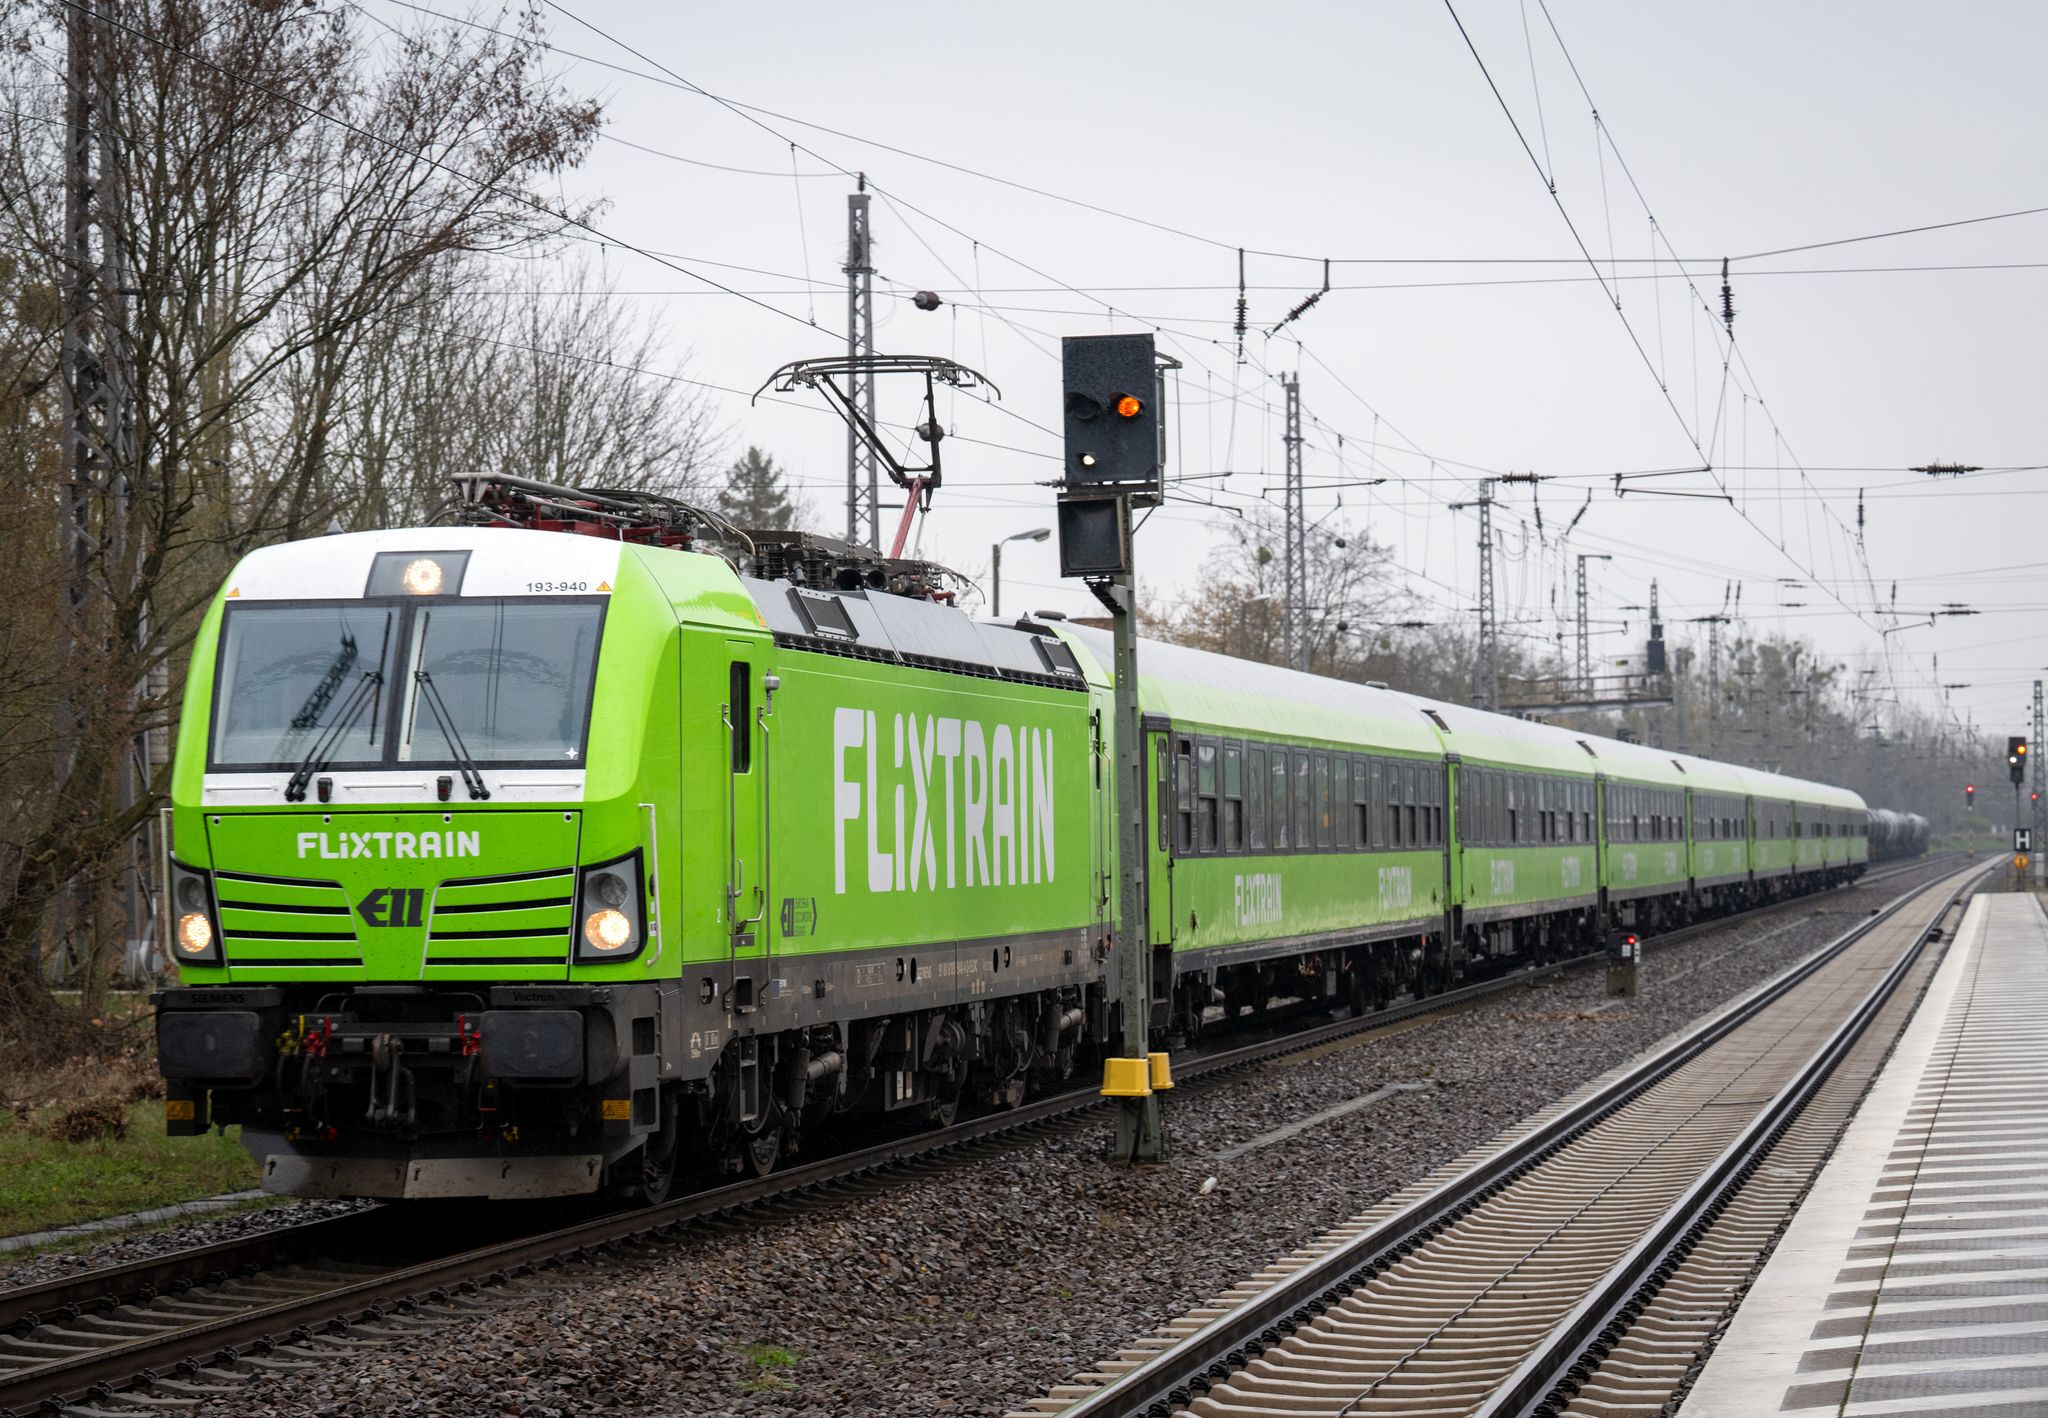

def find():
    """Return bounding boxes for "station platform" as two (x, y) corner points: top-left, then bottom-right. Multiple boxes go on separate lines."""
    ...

(1684, 891), (2048, 1417)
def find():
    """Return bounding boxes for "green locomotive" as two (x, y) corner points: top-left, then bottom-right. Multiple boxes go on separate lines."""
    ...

(155, 482), (1867, 1200)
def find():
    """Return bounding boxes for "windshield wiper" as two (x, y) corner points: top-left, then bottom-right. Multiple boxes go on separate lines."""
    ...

(411, 668), (491, 801)
(283, 633), (358, 737)
(284, 669), (383, 802)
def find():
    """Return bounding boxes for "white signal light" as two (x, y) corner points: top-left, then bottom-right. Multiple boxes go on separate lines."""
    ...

(401, 558), (445, 596)
(583, 908), (632, 952)
(176, 912), (214, 956)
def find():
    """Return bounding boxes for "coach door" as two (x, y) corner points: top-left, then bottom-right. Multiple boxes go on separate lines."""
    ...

(724, 646), (769, 1007)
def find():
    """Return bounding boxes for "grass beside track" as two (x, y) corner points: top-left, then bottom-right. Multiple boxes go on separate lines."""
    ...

(0, 1102), (259, 1241)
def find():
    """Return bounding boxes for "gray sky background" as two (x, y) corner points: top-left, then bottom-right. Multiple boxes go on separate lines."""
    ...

(371, 1), (2048, 739)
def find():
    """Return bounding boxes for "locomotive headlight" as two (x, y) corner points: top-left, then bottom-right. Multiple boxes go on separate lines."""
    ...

(165, 859), (222, 967)
(583, 908), (633, 952)
(176, 912), (215, 956)
(574, 851), (647, 964)
(401, 557), (444, 596)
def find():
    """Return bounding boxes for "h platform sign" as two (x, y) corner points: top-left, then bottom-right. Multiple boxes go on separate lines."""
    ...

(2017, 827), (2033, 853)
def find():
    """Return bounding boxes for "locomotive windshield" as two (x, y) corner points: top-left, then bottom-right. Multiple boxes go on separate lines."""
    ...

(211, 605), (397, 769)
(399, 601), (603, 764)
(209, 598), (603, 770)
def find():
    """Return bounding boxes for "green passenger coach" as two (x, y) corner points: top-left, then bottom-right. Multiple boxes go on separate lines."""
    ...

(153, 485), (1877, 1201)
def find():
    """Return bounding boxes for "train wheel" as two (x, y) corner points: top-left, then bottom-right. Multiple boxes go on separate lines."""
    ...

(623, 1086), (680, 1205)
(740, 1116), (783, 1177)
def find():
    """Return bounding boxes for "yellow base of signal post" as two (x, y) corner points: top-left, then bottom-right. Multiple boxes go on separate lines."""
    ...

(1101, 1057), (1152, 1098)
(1148, 1051), (1174, 1090)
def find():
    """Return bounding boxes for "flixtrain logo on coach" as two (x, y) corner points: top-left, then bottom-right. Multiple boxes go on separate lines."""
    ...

(832, 708), (1058, 894)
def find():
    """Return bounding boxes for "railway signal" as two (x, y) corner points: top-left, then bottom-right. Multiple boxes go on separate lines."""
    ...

(2011, 736), (2029, 786)
(1060, 333), (1163, 489)
(1059, 331), (1178, 1166)
(1966, 783), (1976, 809)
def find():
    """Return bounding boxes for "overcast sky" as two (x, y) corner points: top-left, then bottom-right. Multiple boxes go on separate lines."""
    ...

(372, 0), (2048, 739)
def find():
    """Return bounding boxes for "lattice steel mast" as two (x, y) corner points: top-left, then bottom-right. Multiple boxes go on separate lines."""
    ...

(1472, 478), (1499, 710)
(63, 0), (151, 970)
(843, 177), (878, 548)
(1281, 372), (1305, 672)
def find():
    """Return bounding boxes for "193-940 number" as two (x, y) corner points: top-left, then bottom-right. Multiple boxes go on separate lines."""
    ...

(525, 580), (589, 593)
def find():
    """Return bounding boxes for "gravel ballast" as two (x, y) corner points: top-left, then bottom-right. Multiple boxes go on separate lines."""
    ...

(21, 868), (1953, 1417)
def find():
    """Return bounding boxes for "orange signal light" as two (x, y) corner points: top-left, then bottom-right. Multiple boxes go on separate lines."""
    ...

(1115, 395), (1143, 418)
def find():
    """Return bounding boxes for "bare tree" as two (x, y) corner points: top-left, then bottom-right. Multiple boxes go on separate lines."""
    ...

(0, 0), (608, 1035)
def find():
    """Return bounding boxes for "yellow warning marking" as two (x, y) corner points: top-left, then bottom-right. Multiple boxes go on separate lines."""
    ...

(601, 1098), (631, 1121)
(165, 1099), (196, 1121)
(226, 587), (240, 598)
(595, 580), (611, 592)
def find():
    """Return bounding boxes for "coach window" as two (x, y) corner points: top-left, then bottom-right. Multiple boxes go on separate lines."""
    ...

(1293, 752), (1312, 852)
(1313, 753), (1333, 849)
(1269, 750), (1291, 851)
(1247, 746), (1267, 851)
(1173, 738), (1194, 855)
(1223, 742), (1245, 853)
(1333, 756), (1353, 850)
(1195, 740), (1220, 853)
(1367, 759), (1385, 848)
(1386, 763), (1403, 846)
(1352, 757), (1370, 848)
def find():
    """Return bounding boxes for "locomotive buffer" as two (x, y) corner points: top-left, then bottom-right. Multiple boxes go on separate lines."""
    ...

(1058, 332), (1178, 1164)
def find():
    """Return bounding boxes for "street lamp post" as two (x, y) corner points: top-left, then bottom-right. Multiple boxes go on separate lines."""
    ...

(991, 527), (1050, 619)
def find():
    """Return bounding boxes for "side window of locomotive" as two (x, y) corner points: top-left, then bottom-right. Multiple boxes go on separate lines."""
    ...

(1405, 766), (1419, 847)
(1222, 742), (1245, 853)
(1247, 746), (1267, 852)
(1173, 738), (1194, 856)
(1294, 753), (1313, 852)
(729, 662), (751, 773)
(1269, 749), (1291, 851)
(1196, 739), (1220, 853)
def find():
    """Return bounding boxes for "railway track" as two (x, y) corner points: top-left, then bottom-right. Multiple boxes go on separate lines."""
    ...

(1022, 857), (1988, 1418)
(0, 854), (1956, 1417)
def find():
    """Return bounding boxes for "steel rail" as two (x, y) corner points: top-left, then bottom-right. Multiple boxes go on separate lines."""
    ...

(1049, 858), (1987, 1418)
(1478, 868), (1984, 1418)
(0, 853), (1957, 1416)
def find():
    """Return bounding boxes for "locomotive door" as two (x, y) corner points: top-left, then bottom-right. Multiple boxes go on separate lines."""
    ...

(1092, 708), (1113, 933)
(724, 646), (769, 1000)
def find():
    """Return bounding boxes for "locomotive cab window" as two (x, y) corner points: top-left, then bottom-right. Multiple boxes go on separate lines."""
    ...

(728, 662), (751, 772)
(397, 601), (605, 768)
(211, 603), (397, 769)
(213, 597), (607, 773)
